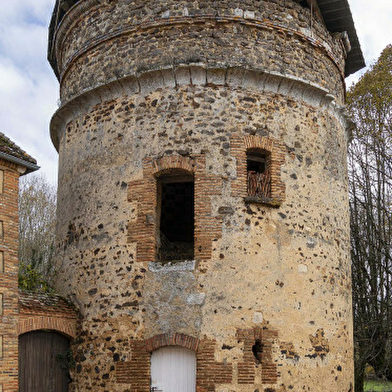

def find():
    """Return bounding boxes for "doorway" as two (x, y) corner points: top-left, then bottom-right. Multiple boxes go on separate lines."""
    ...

(151, 346), (196, 392)
(19, 330), (70, 392)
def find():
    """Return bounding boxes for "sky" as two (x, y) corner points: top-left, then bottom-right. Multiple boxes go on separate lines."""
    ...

(0, 0), (391, 185)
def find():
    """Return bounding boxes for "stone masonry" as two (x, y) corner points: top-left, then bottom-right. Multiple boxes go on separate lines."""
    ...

(48, 0), (364, 391)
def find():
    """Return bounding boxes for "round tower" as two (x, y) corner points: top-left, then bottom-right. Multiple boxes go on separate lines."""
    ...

(49, 0), (364, 391)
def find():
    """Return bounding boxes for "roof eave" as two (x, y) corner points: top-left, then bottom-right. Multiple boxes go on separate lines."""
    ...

(0, 151), (40, 175)
(316, 0), (365, 76)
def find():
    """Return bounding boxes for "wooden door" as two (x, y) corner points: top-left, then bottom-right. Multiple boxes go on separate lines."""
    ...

(19, 330), (70, 392)
(151, 346), (196, 392)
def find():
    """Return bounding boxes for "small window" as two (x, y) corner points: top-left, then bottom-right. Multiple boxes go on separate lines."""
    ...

(0, 251), (3, 273)
(0, 221), (3, 240)
(157, 175), (194, 263)
(247, 149), (271, 199)
(0, 170), (3, 193)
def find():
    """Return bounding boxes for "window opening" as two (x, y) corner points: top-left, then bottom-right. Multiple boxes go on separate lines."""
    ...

(247, 149), (271, 199)
(157, 175), (194, 263)
(252, 339), (263, 364)
(293, 0), (310, 9)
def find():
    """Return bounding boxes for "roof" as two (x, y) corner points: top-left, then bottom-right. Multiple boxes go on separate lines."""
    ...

(316, 0), (365, 76)
(48, 0), (365, 78)
(0, 132), (39, 174)
(19, 290), (78, 319)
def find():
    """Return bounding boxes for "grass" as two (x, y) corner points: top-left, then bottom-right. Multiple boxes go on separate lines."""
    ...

(364, 380), (392, 392)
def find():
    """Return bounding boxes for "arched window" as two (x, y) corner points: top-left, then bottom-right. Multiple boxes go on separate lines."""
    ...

(246, 149), (271, 199)
(151, 347), (196, 392)
(157, 173), (194, 263)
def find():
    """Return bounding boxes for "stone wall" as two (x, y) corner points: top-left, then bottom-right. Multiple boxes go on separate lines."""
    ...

(50, 0), (354, 391)
(52, 0), (347, 104)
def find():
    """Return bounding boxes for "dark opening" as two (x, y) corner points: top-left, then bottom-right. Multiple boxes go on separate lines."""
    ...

(252, 339), (264, 364)
(299, 0), (310, 8)
(247, 149), (271, 198)
(293, 0), (310, 9)
(157, 176), (194, 263)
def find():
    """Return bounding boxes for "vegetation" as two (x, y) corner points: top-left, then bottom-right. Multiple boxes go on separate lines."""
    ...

(18, 174), (57, 292)
(364, 380), (392, 392)
(348, 45), (392, 392)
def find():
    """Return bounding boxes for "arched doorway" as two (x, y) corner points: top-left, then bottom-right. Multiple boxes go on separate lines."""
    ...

(151, 346), (196, 392)
(19, 330), (70, 392)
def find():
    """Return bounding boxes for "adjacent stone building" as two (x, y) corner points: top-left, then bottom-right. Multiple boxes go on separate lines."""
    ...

(48, 0), (365, 391)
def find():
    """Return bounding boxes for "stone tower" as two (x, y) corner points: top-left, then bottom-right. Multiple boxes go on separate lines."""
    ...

(48, 0), (364, 391)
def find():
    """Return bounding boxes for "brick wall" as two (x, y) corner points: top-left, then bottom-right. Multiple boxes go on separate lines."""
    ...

(18, 291), (78, 338)
(0, 159), (78, 391)
(0, 160), (20, 392)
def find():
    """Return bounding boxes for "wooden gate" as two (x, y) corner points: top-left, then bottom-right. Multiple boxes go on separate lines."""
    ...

(151, 347), (196, 392)
(19, 330), (70, 392)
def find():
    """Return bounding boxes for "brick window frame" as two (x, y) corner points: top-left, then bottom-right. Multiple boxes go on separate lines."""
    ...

(236, 327), (278, 385)
(231, 134), (285, 207)
(116, 333), (234, 391)
(127, 155), (223, 264)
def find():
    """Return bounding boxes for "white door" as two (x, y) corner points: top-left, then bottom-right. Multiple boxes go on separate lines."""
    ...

(151, 346), (196, 392)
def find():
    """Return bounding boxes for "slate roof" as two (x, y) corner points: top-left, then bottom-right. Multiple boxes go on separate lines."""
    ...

(19, 290), (78, 319)
(0, 132), (39, 173)
(48, 0), (365, 78)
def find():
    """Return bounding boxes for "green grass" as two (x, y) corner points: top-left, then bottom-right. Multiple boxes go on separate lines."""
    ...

(364, 380), (392, 392)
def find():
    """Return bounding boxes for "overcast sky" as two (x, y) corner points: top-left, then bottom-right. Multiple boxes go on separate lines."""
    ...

(0, 0), (391, 185)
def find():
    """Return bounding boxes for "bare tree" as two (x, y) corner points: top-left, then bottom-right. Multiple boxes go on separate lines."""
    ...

(19, 173), (57, 291)
(348, 45), (392, 392)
